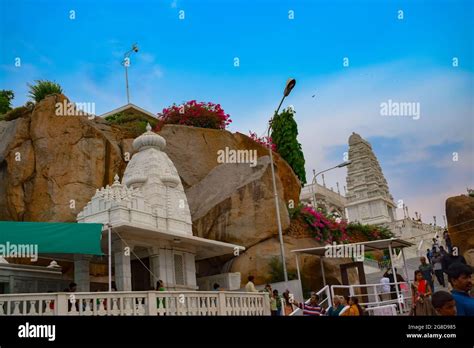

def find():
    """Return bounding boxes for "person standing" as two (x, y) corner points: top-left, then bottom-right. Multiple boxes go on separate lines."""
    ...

(411, 270), (436, 316)
(447, 263), (474, 316)
(443, 230), (453, 254)
(432, 252), (446, 287)
(340, 296), (364, 316)
(245, 275), (258, 293)
(432, 291), (456, 316)
(418, 257), (435, 292)
(379, 275), (391, 302)
(282, 290), (295, 316)
(326, 296), (345, 316)
(292, 292), (325, 316)
(270, 289), (282, 316)
(426, 249), (433, 263)
(442, 249), (467, 275)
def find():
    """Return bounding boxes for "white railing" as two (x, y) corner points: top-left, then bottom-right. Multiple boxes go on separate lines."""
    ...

(330, 281), (412, 314)
(289, 285), (331, 316)
(365, 304), (398, 316)
(0, 291), (270, 316)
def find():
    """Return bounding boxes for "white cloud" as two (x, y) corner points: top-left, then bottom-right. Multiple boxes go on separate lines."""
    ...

(239, 61), (473, 222)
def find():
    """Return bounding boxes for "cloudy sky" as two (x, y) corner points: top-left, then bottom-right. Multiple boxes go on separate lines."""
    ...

(1, 0), (473, 224)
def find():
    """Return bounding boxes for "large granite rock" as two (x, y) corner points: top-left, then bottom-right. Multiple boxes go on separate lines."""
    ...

(159, 125), (301, 204)
(446, 194), (474, 266)
(0, 94), (126, 221)
(1, 95), (356, 290)
(160, 125), (301, 248)
(227, 235), (358, 290)
(186, 156), (288, 248)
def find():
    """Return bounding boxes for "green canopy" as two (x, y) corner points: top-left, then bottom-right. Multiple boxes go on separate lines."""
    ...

(0, 221), (103, 255)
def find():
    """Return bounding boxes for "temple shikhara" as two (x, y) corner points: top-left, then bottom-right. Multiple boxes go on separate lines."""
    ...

(345, 132), (397, 225)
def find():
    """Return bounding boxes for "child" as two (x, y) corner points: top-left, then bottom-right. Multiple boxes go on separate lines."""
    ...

(447, 263), (474, 316)
(431, 291), (456, 316)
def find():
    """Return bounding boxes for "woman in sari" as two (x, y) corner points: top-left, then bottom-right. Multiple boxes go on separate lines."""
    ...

(282, 290), (295, 316)
(411, 270), (436, 315)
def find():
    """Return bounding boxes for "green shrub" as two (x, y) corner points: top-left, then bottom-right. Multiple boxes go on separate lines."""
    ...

(28, 80), (63, 103)
(2, 106), (30, 121)
(105, 112), (157, 137)
(268, 256), (298, 283)
(0, 90), (14, 115)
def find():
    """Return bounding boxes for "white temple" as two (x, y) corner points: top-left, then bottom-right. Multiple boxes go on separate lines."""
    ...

(77, 124), (244, 291)
(344, 132), (445, 260)
(345, 132), (397, 225)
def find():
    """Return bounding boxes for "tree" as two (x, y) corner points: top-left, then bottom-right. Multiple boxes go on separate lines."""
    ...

(270, 107), (306, 185)
(27, 80), (63, 103)
(0, 90), (14, 115)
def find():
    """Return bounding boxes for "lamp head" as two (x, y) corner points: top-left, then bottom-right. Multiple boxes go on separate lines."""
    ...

(337, 160), (352, 168)
(283, 78), (296, 97)
(132, 44), (139, 53)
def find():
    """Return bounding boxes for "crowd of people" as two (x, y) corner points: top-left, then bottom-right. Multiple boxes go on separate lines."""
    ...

(410, 262), (473, 316)
(244, 275), (369, 316)
(244, 239), (473, 317)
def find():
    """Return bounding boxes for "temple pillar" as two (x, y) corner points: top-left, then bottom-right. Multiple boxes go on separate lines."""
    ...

(74, 255), (91, 292)
(113, 239), (132, 291)
(149, 246), (161, 289)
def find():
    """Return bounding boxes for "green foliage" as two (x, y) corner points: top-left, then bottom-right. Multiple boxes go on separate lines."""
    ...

(2, 106), (30, 121)
(27, 80), (63, 103)
(105, 112), (157, 137)
(270, 107), (306, 185)
(0, 90), (14, 115)
(346, 222), (394, 240)
(268, 256), (298, 283)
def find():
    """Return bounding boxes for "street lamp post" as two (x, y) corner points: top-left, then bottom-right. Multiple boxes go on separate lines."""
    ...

(122, 44), (139, 104)
(267, 78), (296, 283)
(310, 161), (352, 209)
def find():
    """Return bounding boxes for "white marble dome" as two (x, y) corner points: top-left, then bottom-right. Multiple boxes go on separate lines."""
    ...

(122, 123), (193, 235)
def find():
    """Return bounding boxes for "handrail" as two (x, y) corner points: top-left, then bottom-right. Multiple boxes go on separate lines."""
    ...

(0, 290), (270, 316)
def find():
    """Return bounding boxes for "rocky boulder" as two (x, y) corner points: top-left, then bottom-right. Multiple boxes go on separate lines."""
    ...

(227, 235), (359, 290)
(0, 95), (358, 290)
(0, 94), (126, 222)
(446, 194), (474, 265)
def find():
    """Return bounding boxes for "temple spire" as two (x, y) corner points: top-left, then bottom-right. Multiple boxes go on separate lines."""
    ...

(345, 132), (397, 224)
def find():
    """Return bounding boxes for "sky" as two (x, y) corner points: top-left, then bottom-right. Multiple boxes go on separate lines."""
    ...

(1, 0), (473, 224)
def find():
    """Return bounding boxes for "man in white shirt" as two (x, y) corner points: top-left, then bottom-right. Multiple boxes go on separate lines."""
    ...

(245, 275), (258, 292)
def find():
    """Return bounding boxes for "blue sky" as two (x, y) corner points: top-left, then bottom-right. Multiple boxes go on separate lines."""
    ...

(1, 0), (473, 222)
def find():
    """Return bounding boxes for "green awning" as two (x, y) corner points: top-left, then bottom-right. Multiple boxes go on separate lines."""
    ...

(0, 221), (103, 255)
